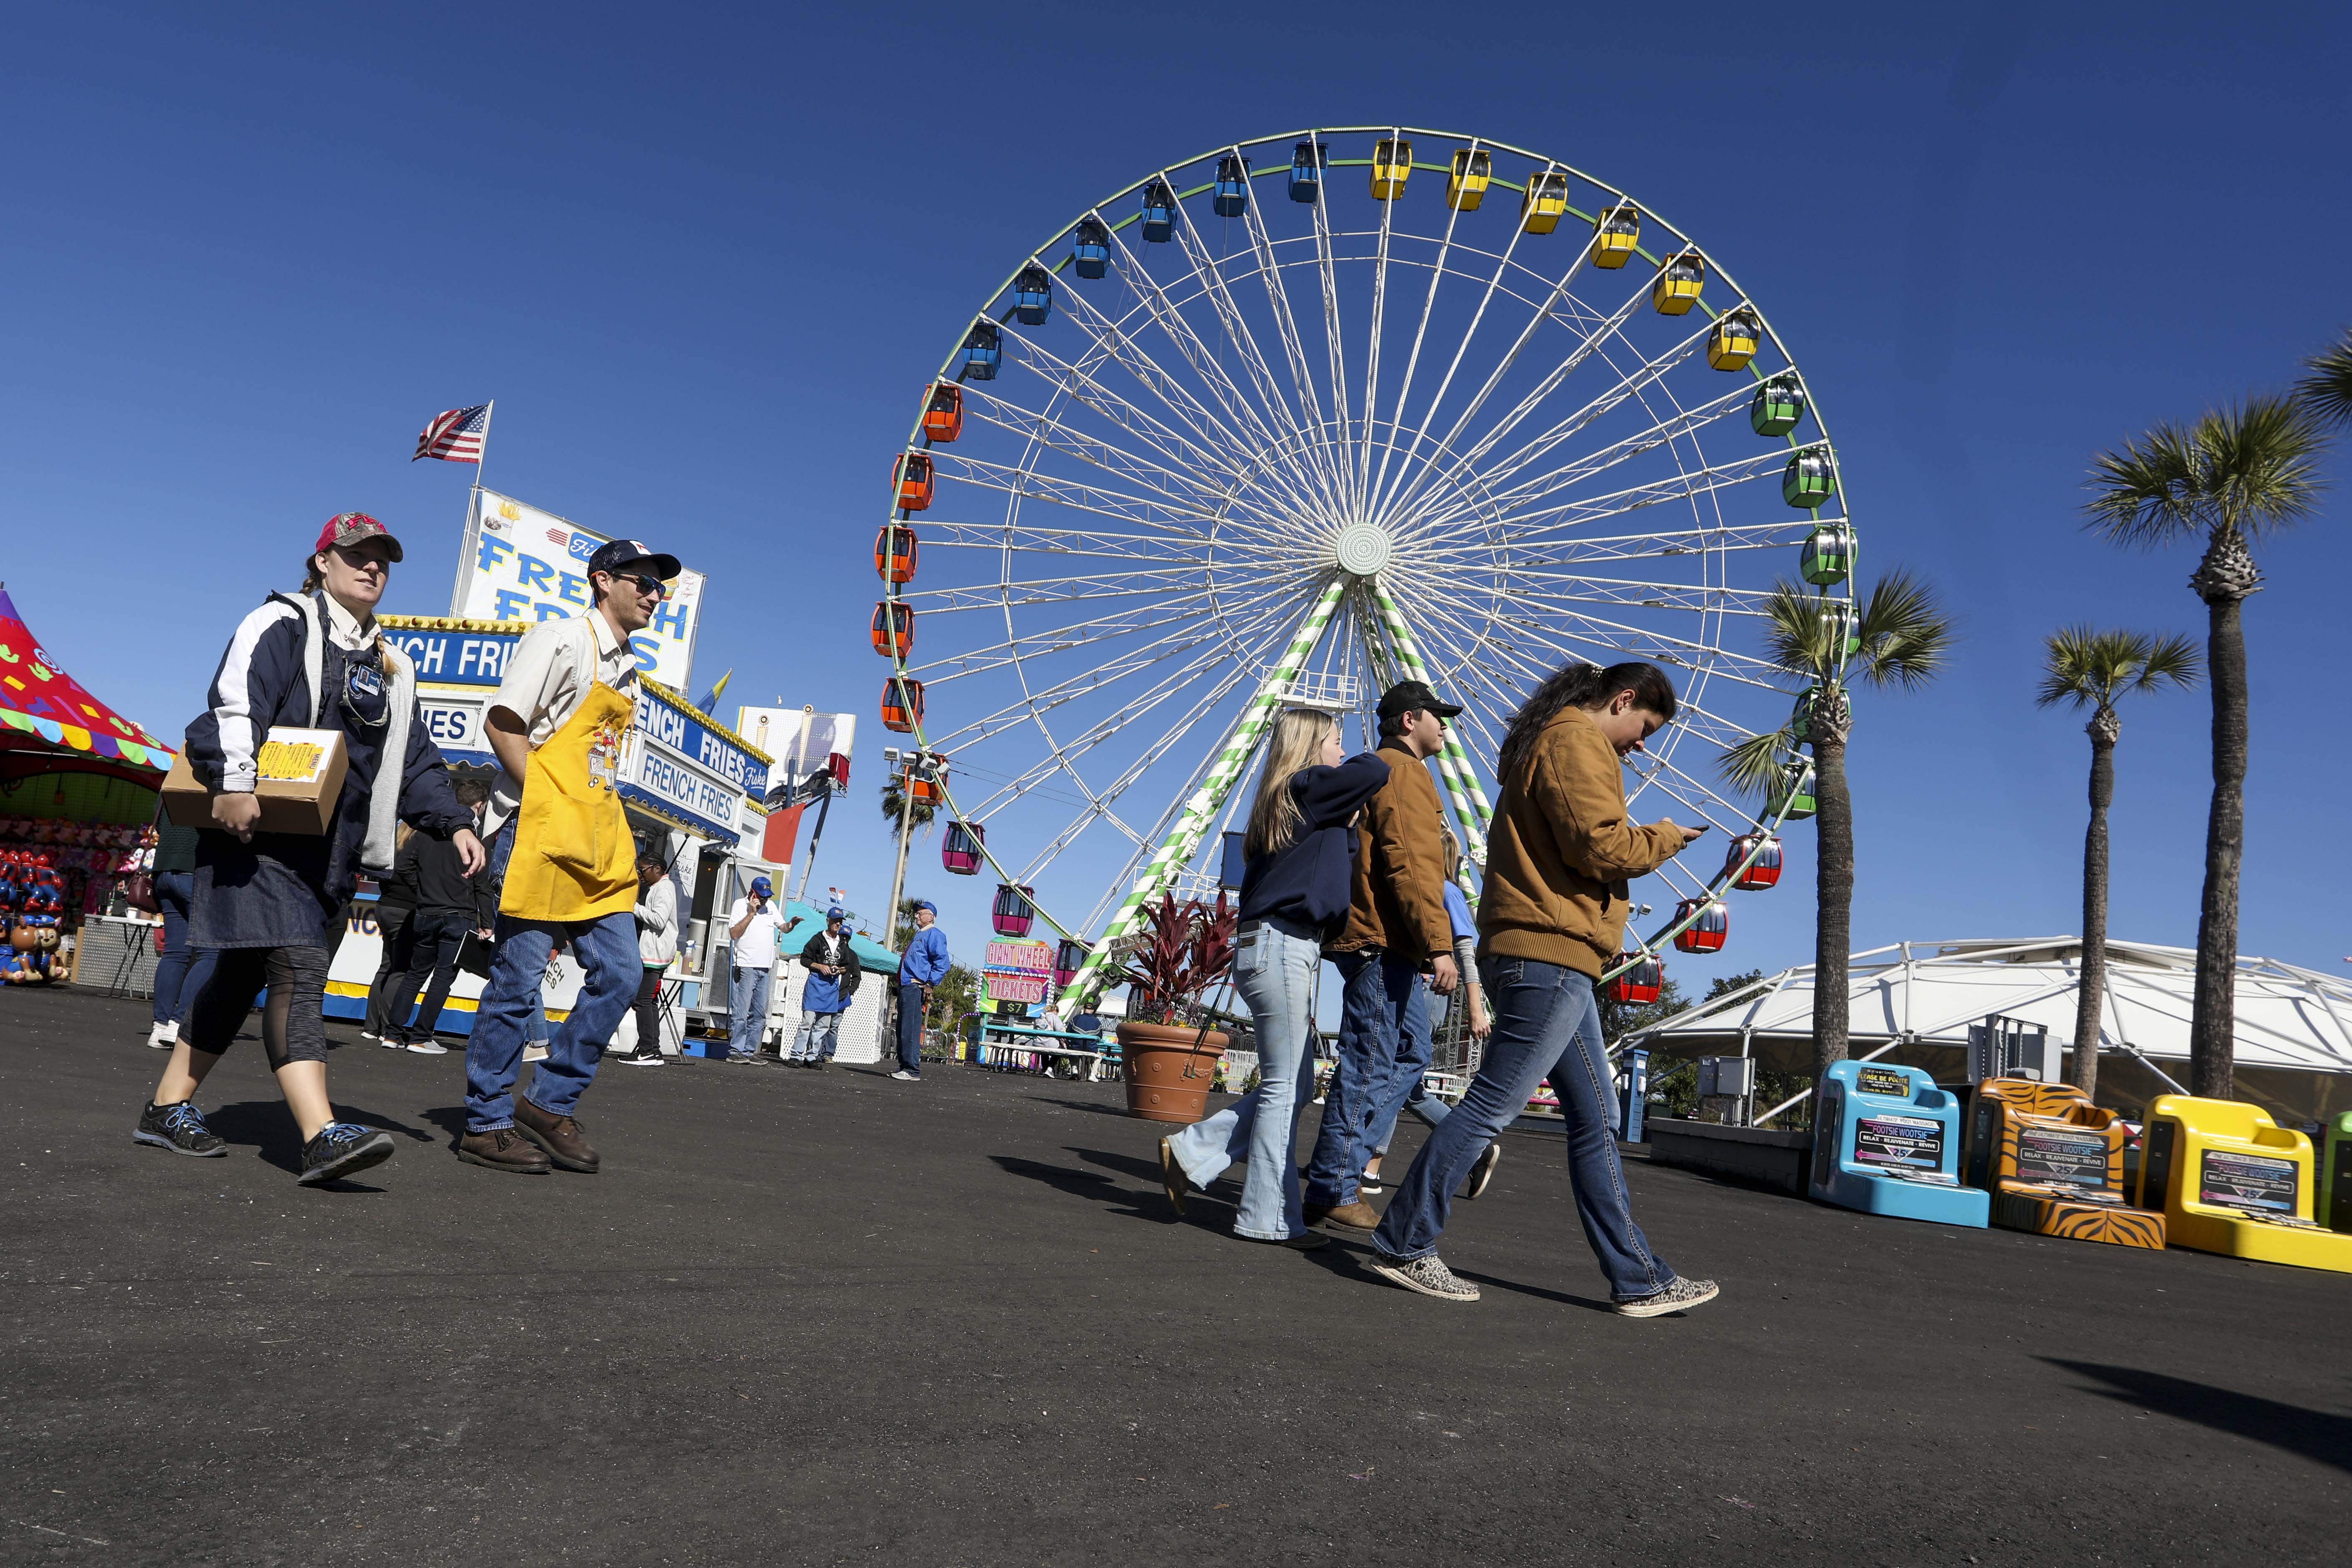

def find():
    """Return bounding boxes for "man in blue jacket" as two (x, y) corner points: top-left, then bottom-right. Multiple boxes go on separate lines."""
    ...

(892, 899), (949, 1081)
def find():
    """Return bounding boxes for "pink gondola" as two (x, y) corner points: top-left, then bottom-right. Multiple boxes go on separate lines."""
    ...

(991, 882), (1036, 938)
(942, 820), (985, 876)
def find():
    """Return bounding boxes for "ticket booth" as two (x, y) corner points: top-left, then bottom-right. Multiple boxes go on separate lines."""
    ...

(1964, 1079), (2164, 1249)
(1809, 1060), (1988, 1227)
(2136, 1096), (2352, 1271)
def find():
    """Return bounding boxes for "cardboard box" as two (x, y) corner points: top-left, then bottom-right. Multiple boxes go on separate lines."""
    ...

(161, 727), (349, 836)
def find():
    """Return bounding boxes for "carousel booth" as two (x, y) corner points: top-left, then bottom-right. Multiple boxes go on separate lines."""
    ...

(328, 618), (775, 1048)
(0, 584), (178, 991)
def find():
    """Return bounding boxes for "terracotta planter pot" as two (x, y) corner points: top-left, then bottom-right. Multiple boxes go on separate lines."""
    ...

(1118, 1020), (1229, 1124)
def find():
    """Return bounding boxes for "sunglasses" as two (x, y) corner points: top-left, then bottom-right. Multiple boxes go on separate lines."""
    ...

(608, 570), (668, 600)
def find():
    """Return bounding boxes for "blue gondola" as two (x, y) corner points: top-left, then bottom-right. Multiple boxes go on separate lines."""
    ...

(1072, 217), (1110, 280)
(1011, 264), (1052, 327)
(1140, 179), (1176, 242)
(962, 321), (1000, 380)
(1289, 141), (1325, 203)
(1214, 154), (1250, 217)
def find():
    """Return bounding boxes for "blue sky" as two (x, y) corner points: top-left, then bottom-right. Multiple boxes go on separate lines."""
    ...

(5, 2), (2347, 988)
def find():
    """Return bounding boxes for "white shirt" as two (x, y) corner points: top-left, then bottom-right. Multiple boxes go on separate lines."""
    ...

(635, 875), (678, 967)
(484, 610), (640, 837)
(728, 897), (785, 970)
(321, 595), (376, 652)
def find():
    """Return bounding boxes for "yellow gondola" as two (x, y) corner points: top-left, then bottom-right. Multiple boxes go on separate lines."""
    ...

(1520, 170), (1569, 234)
(1707, 307), (1760, 370)
(1372, 137), (1412, 201)
(1446, 148), (1491, 211)
(1592, 201), (1640, 267)
(1651, 249), (1705, 315)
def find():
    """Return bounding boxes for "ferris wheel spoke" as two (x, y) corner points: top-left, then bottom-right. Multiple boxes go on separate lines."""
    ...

(1307, 142), (1357, 516)
(916, 519), (1274, 565)
(1455, 598), (1796, 695)
(963, 381), (1268, 518)
(895, 564), (1249, 617)
(1355, 130), (1402, 513)
(1651, 695), (1769, 754)
(905, 573), (1303, 685)
(1468, 448), (1792, 543)
(1451, 569), (1782, 619)
(930, 450), (1222, 533)
(1444, 516), (1834, 569)
(1229, 153), (1352, 505)
(1006, 332), (1257, 493)
(1363, 137), (1483, 516)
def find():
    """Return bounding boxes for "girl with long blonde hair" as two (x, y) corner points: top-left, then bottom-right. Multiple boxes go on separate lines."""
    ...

(1158, 708), (1390, 1245)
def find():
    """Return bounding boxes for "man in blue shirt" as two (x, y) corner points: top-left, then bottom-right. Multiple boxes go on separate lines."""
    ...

(892, 899), (950, 1081)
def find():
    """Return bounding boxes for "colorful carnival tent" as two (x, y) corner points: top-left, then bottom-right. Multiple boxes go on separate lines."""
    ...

(0, 582), (176, 788)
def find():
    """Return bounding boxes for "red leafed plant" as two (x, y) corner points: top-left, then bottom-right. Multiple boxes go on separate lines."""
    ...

(1120, 891), (1236, 1026)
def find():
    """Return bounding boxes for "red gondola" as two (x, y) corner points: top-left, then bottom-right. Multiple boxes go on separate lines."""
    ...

(942, 820), (985, 875)
(922, 382), (964, 443)
(874, 524), (918, 584)
(1604, 955), (1663, 1005)
(880, 676), (924, 733)
(1673, 899), (1728, 954)
(870, 601), (913, 659)
(1725, 832), (1782, 890)
(992, 882), (1036, 938)
(892, 451), (934, 512)
(1053, 938), (1088, 990)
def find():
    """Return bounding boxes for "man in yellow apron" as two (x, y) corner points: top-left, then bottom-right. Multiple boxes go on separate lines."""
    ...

(460, 539), (679, 1175)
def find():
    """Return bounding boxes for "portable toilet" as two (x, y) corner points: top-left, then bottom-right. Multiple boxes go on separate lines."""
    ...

(1809, 1060), (1988, 1227)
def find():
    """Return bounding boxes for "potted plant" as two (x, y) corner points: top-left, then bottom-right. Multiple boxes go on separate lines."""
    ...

(1115, 891), (1236, 1123)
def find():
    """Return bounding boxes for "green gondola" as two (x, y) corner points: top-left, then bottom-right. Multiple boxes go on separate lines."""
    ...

(1751, 372), (1806, 437)
(1783, 445), (1837, 509)
(1799, 523), (1852, 586)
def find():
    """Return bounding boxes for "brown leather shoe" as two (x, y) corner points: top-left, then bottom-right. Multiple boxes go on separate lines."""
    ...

(513, 1098), (600, 1173)
(456, 1127), (550, 1174)
(1305, 1199), (1382, 1231)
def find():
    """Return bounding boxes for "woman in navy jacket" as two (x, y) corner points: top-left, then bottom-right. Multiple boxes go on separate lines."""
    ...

(132, 514), (482, 1186)
(1158, 708), (1388, 1245)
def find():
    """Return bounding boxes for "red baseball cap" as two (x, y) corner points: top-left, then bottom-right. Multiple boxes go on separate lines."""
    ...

(314, 512), (404, 562)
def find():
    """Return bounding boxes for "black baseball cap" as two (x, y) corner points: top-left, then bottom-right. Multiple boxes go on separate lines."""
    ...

(586, 538), (682, 582)
(1377, 679), (1463, 721)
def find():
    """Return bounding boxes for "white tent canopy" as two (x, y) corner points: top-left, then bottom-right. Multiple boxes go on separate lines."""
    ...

(1628, 937), (2352, 1127)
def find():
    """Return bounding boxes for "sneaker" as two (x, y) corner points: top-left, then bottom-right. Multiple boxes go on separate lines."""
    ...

(1615, 1276), (1720, 1318)
(1358, 1175), (1385, 1196)
(358, 1029), (382, 1045)
(1462, 1141), (1503, 1200)
(1367, 1251), (1480, 1302)
(297, 1122), (396, 1186)
(132, 1100), (227, 1157)
(522, 1043), (550, 1062)
(890, 1069), (920, 1082)
(145, 1023), (174, 1050)
(377, 1033), (404, 1050)
(620, 1049), (667, 1067)
(727, 1052), (767, 1066)
(1158, 1137), (1188, 1216)
(404, 1040), (450, 1056)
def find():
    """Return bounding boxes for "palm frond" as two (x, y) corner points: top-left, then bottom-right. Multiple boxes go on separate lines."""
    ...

(2082, 397), (2328, 548)
(1851, 569), (1953, 690)
(2084, 422), (2202, 548)
(2130, 631), (2202, 693)
(2296, 327), (2352, 431)
(1718, 728), (1794, 799)
(2036, 625), (2200, 710)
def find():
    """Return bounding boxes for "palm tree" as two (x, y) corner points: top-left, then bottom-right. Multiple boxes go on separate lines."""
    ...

(2035, 628), (2201, 1103)
(2294, 327), (2352, 430)
(2083, 397), (2327, 1099)
(1722, 571), (1954, 1076)
(877, 777), (937, 834)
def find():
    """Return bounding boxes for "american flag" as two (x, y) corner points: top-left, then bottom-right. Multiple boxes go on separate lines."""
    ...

(412, 403), (490, 463)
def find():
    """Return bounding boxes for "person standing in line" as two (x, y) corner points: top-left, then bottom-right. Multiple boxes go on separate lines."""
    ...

(789, 905), (857, 1068)
(1158, 708), (1389, 1246)
(618, 850), (676, 1066)
(724, 875), (785, 1065)
(145, 802), (216, 1050)
(1364, 661), (1715, 1314)
(133, 513), (482, 1184)
(891, 900), (949, 1082)
(1299, 681), (1461, 1231)
(1360, 840), (1499, 1199)
(360, 827), (419, 1045)
(460, 538), (678, 1174)
(379, 778), (493, 1055)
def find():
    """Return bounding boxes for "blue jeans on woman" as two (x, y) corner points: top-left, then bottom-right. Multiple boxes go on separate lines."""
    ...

(151, 869), (217, 1029)
(1371, 955), (1676, 1303)
(1166, 920), (1322, 1240)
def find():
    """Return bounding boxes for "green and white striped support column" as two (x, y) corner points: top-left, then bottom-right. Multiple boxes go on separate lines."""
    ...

(1063, 576), (1350, 1011)
(1369, 582), (1494, 872)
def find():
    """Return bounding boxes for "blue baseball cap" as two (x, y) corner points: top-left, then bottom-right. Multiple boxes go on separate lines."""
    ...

(750, 876), (772, 898)
(912, 899), (937, 915)
(826, 905), (846, 922)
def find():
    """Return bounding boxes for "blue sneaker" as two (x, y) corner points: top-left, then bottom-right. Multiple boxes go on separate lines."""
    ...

(133, 1100), (227, 1157)
(298, 1122), (396, 1186)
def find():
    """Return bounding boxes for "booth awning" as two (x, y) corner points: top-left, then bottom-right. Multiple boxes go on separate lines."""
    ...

(0, 583), (175, 784)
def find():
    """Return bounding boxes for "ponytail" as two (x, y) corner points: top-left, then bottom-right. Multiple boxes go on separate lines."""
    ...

(1496, 661), (1678, 784)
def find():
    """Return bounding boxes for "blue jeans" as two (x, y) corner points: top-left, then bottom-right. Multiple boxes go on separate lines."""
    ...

(895, 980), (927, 1074)
(792, 1010), (842, 1061)
(1365, 977), (1439, 1158)
(1304, 949), (1422, 1207)
(1372, 956), (1675, 1302)
(1166, 922), (1322, 1241)
(464, 911), (639, 1133)
(151, 869), (217, 1028)
(728, 964), (772, 1059)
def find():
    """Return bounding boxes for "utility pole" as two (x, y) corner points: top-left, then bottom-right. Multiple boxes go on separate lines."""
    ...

(881, 747), (922, 1050)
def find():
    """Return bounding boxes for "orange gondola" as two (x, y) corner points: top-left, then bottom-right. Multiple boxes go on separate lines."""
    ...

(880, 675), (924, 733)
(870, 601), (913, 659)
(892, 451), (934, 512)
(874, 523), (918, 585)
(922, 383), (964, 443)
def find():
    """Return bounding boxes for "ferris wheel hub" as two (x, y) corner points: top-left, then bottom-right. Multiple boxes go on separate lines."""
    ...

(1332, 523), (1394, 579)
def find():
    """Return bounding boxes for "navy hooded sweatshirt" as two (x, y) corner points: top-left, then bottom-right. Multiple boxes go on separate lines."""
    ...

(1236, 751), (1391, 941)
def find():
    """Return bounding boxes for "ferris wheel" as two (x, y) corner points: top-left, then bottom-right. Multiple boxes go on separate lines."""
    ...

(871, 127), (1855, 1009)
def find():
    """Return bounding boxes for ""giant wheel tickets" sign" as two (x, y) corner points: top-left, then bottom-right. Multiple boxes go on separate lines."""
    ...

(983, 940), (1054, 1005)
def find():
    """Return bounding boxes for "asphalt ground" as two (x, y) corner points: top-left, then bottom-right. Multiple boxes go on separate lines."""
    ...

(3, 983), (2348, 1567)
